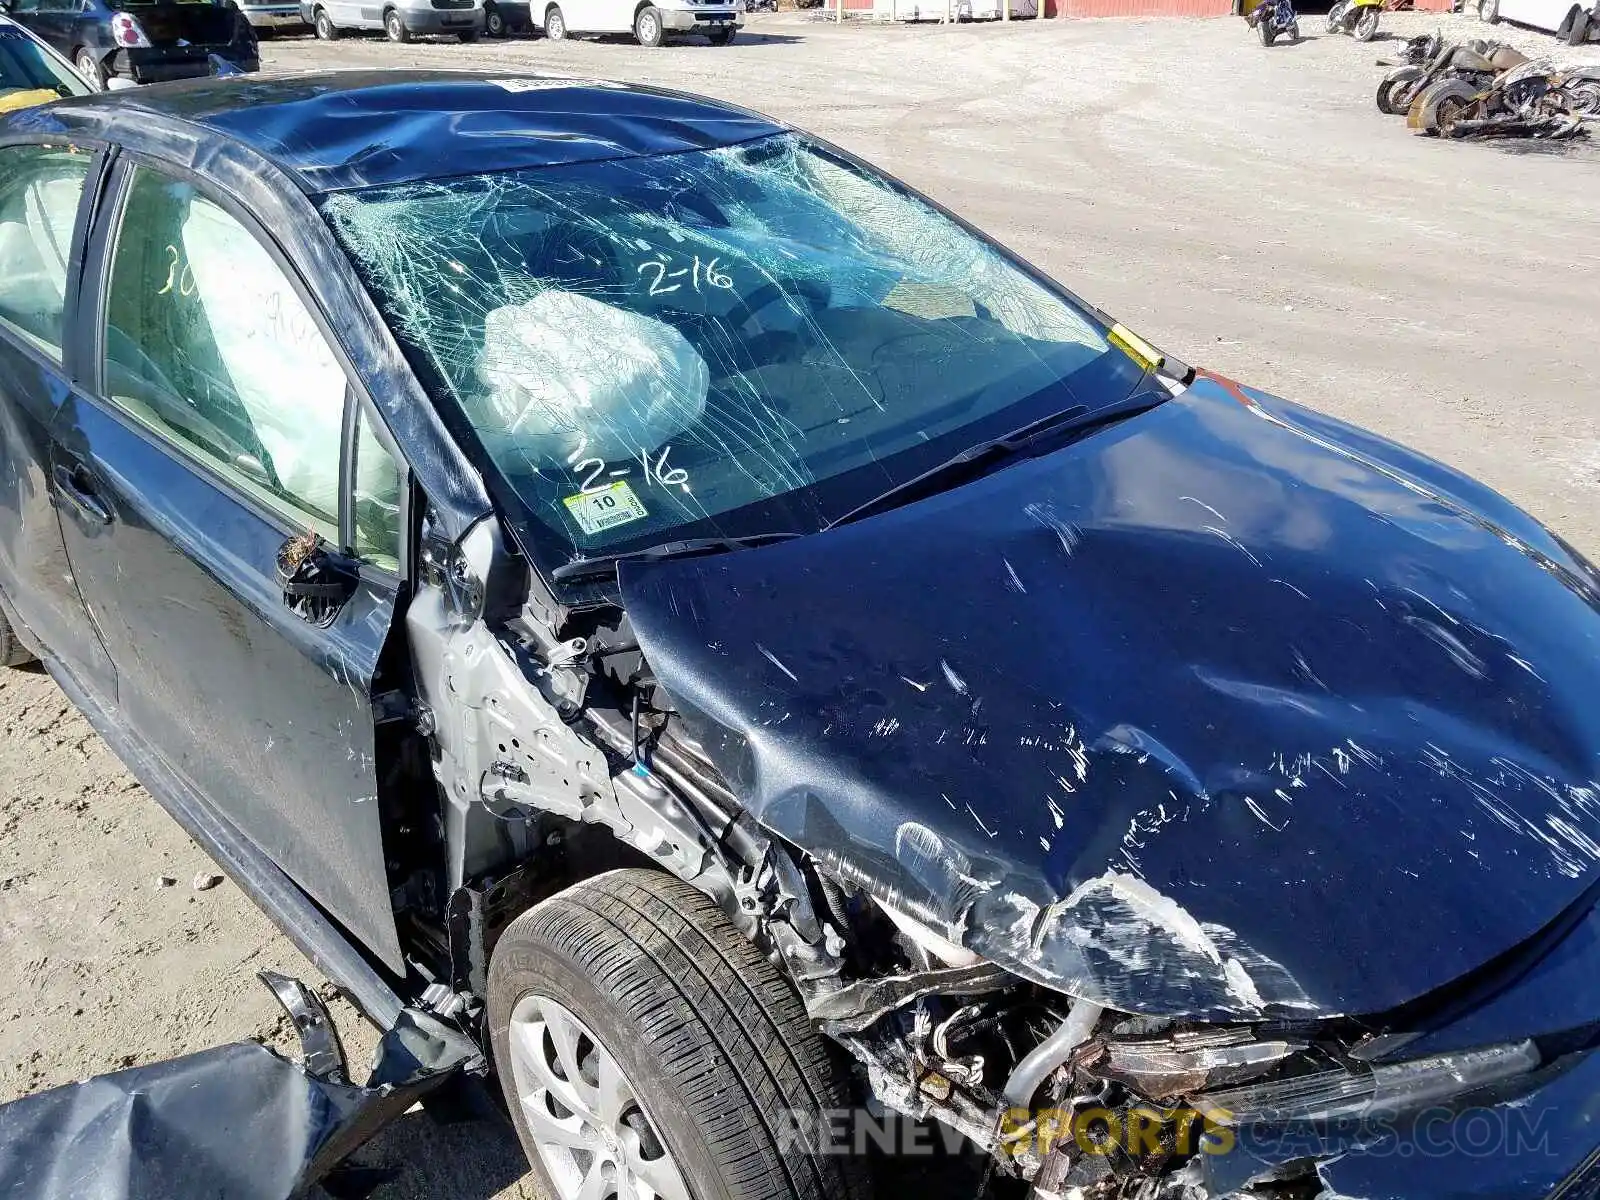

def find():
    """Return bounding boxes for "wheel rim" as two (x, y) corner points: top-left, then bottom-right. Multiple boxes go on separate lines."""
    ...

(75, 53), (100, 88)
(548, 9), (563, 33)
(508, 995), (692, 1200)
(487, 8), (503, 31)
(640, 11), (657, 36)
(387, 13), (400, 34)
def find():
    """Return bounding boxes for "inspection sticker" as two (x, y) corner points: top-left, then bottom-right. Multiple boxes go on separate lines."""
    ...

(564, 480), (649, 535)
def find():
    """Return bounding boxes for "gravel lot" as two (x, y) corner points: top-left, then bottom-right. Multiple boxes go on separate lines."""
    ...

(3, 11), (1598, 1198)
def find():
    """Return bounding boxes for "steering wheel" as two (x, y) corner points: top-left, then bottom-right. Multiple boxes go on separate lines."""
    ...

(725, 277), (829, 334)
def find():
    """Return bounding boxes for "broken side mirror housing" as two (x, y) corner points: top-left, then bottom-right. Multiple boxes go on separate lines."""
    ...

(276, 533), (358, 627)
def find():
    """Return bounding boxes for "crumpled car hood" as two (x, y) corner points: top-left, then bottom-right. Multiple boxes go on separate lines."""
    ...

(620, 374), (1600, 1021)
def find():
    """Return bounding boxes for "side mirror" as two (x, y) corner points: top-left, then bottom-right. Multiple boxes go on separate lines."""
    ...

(275, 533), (357, 627)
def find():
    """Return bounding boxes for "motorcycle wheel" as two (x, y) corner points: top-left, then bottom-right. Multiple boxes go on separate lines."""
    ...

(1414, 78), (1478, 135)
(1561, 77), (1600, 113)
(1326, 0), (1347, 32)
(1355, 5), (1380, 38)
(1259, 16), (1275, 42)
(1377, 65), (1423, 113)
(1289, 18), (1300, 38)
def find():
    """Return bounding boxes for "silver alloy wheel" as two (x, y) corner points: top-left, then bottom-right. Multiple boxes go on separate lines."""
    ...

(508, 994), (693, 1200)
(74, 50), (102, 91)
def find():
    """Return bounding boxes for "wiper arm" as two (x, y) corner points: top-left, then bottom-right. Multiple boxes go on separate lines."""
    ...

(551, 531), (803, 582)
(826, 393), (1167, 530)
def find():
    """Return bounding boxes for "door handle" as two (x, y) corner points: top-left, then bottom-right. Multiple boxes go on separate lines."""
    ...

(52, 463), (113, 526)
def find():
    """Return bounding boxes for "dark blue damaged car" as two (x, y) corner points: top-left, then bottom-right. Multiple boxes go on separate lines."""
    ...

(0, 71), (1598, 1200)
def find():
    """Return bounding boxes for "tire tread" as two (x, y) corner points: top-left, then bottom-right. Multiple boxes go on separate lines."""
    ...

(493, 869), (870, 1200)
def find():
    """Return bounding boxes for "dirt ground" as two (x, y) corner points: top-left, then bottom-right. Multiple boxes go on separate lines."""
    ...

(3, 10), (1599, 1198)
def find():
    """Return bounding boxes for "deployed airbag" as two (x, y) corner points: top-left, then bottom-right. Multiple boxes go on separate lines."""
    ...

(477, 290), (708, 463)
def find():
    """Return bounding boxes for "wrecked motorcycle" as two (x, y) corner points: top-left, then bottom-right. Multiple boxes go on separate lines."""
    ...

(1327, 0), (1384, 41)
(1245, 0), (1299, 43)
(1409, 55), (1600, 136)
(1376, 36), (1526, 114)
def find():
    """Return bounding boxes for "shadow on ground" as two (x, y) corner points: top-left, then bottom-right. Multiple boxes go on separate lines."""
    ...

(313, 1102), (1023, 1200)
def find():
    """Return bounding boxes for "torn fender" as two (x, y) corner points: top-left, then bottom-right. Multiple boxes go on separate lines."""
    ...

(621, 375), (1600, 1021)
(0, 995), (484, 1200)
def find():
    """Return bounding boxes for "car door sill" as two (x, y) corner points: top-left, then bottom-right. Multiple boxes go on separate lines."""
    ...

(35, 642), (407, 1031)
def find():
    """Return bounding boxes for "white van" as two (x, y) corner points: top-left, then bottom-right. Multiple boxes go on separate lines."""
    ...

(534, 0), (742, 45)
(1478, 0), (1596, 44)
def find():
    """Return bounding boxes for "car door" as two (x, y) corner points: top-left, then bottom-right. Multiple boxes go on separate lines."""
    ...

(50, 157), (410, 973)
(1497, 0), (1561, 28)
(4, 0), (53, 46)
(0, 140), (116, 698)
(599, 0), (634, 33)
(16, 0), (76, 54)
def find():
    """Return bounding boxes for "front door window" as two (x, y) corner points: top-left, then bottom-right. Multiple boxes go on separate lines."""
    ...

(101, 165), (348, 540)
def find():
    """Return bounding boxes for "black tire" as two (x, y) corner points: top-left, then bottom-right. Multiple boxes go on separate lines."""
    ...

(384, 7), (410, 40)
(707, 23), (735, 41)
(1377, 65), (1422, 113)
(544, 3), (566, 37)
(1288, 18), (1300, 38)
(314, 7), (340, 36)
(634, 4), (664, 44)
(1326, 1), (1346, 33)
(485, 2), (507, 34)
(73, 48), (104, 90)
(1478, 0), (1499, 17)
(0, 608), (34, 669)
(1354, 5), (1379, 38)
(488, 869), (871, 1200)
(1259, 15), (1275, 43)
(1564, 7), (1590, 41)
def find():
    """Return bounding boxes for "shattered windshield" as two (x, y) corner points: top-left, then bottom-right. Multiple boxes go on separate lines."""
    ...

(323, 133), (1148, 569)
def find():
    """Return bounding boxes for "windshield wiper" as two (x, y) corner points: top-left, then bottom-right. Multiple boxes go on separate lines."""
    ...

(551, 531), (804, 583)
(826, 393), (1168, 530)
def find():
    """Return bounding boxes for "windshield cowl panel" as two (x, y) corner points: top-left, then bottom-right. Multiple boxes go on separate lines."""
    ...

(322, 132), (1147, 586)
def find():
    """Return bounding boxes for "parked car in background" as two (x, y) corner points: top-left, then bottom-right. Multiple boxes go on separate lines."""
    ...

(237, 0), (307, 35)
(481, 0), (527, 35)
(0, 11), (91, 105)
(301, 0), (482, 40)
(534, 0), (741, 44)
(1, 0), (257, 88)
(1479, 0), (1596, 43)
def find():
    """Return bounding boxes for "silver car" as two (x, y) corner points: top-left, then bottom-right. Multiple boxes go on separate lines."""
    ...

(300, 0), (484, 41)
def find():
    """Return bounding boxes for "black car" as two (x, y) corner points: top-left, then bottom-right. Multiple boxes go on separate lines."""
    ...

(2, 73), (1600, 1200)
(2, 0), (256, 88)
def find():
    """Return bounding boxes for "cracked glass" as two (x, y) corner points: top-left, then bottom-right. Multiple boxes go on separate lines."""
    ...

(324, 132), (1147, 568)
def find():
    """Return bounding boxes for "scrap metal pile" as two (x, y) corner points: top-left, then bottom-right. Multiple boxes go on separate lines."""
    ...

(1376, 32), (1600, 139)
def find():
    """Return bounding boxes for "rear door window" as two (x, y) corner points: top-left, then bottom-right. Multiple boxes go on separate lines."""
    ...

(100, 164), (348, 540)
(0, 143), (90, 361)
